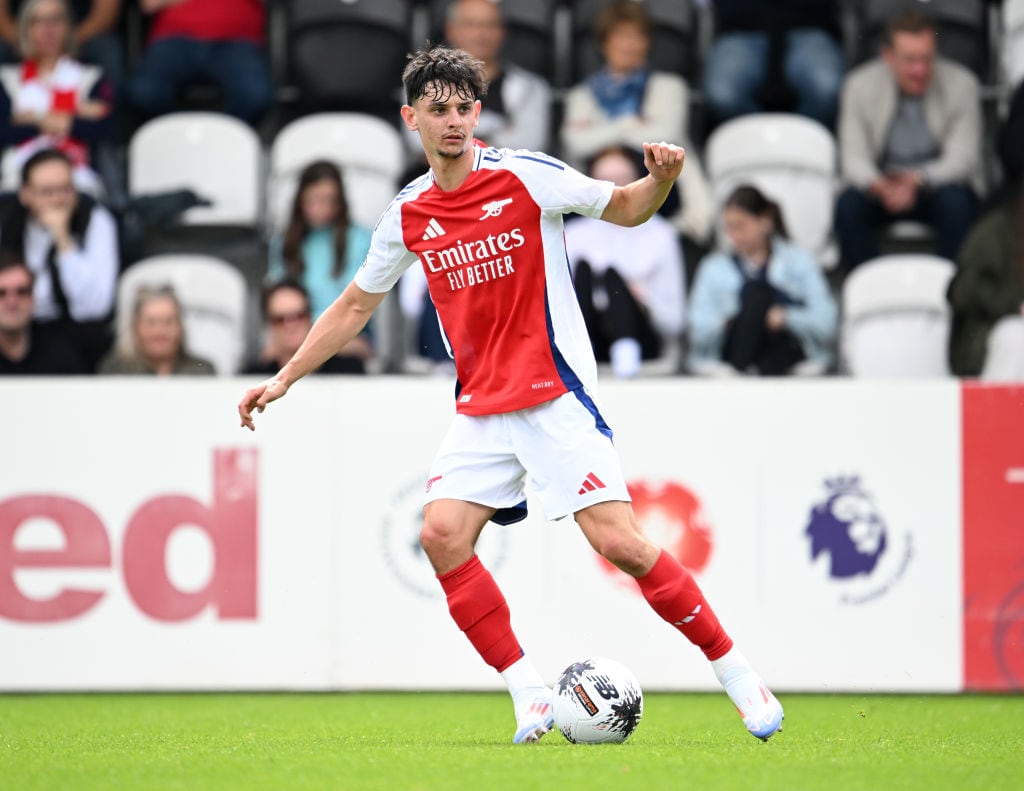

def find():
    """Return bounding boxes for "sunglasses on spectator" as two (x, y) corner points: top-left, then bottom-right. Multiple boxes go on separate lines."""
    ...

(268, 309), (310, 326)
(0, 285), (32, 299)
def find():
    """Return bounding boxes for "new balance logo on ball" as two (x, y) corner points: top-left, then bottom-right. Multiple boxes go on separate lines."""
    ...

(421, 217), (447, 240)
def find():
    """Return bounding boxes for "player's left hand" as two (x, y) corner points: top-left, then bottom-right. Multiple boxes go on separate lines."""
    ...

(642, 142), (685, 183)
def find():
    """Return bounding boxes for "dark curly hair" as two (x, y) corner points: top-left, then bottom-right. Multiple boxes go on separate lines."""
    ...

(402, 45), (488, 106)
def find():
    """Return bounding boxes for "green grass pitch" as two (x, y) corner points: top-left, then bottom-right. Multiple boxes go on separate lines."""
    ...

(1, 692), (1021, 790)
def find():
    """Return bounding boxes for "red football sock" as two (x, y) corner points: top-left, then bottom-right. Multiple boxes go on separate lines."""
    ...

(635, 549), (733, 661)
(437, 555), (524, 672)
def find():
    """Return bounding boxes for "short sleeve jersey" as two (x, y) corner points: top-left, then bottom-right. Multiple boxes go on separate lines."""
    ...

(355, 146), (614, 416)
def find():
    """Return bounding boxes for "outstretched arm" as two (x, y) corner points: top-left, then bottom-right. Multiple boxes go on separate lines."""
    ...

(238, 282), (387, 430)
(600, 142), (685, 228)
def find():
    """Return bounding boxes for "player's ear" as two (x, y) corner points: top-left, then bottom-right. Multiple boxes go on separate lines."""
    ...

(400, 104), (418, 131)
(473, 99), (481, 128)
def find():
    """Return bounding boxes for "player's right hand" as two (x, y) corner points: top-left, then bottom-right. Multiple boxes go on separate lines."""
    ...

(238, 378), (289, 431)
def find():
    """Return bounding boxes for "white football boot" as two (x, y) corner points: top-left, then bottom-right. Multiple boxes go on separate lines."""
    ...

(511, 686), (554, 744)
(721, 668), (784, 741)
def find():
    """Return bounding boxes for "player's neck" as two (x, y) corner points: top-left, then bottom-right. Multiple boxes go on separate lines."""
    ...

(428, 148), (475, 192)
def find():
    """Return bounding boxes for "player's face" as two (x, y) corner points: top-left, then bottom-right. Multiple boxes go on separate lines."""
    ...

(402, 83), (480, 161)
(883, 30), (935, 96)
(0, 266), (34, 333)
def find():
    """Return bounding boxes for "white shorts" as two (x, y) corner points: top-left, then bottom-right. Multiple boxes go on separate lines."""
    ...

(423, 389), (631, 523)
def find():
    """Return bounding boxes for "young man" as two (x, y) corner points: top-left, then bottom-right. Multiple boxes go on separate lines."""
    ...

(238, 46), (784, 745)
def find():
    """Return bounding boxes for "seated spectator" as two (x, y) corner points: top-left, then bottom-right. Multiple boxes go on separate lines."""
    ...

(835, 9), (980, 271)
(703, 0), (844, 129)
(268, 160), (372, 322)
(440, 0), (551, 152)
(563, 145), (685, 378)
(0, 246), (85, 372)
(560, 0), (711, 244)
(98, 283), (213, 374)
(0, 147), (118, 370)
(127, 0), (272, 126)
(0, 1), (125, 93)
(946, 182), (1024, 381)
(0, 0), (115, 195)
(687, 185), (837, 376)
(245, 279), (368, 375)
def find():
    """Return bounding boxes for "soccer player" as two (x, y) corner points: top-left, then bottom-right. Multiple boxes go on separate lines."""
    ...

(238, 46), (784, 744)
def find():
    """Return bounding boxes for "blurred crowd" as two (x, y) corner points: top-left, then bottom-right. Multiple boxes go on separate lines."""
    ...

(0, 0), (1021, 381)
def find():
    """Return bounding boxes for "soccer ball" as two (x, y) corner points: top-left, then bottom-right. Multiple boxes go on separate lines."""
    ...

(553, 657), (644, 744)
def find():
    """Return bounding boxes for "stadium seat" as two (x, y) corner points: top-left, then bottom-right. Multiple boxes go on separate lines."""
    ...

(115, 254), (249, 376)
(856, 0), (988, 79)
(1005, 0), (1024, 89)
(427, 0), (558, 81)
(285, 0), (413, 115)
(127, 112), (262, 228)
(569, 0), (697, 83)
(840, 254), (955, 377)
(267, 112), (406, 232)
(705, 113), (838, 266)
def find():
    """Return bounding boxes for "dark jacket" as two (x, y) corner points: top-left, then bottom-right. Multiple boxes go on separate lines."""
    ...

(947, 199), (1024, 376)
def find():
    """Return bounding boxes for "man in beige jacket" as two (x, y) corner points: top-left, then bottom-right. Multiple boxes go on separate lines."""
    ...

(835, 9), (980, 270)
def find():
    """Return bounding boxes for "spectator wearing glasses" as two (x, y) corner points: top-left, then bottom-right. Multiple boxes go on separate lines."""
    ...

(98, 283), (213, 375)
(245, 279), (368, 376)
(0, 146), (118, 370)
(0, 246), (86, 372)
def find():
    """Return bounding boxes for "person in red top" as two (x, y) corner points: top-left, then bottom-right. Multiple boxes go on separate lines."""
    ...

(237, 46), (784, 745)
(126, 0), (271, 125)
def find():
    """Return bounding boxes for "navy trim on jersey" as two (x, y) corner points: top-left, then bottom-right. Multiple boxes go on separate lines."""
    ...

(542, 287), (584, 395)
(512, 153), (565, 170)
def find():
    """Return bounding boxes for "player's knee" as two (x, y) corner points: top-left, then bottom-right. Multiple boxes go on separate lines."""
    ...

(419, 516), (461, 558)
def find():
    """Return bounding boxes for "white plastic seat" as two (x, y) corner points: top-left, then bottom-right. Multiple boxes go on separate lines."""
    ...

(705, 113), (838, 267)
(116, 255), (249, 375)
(267, 112), (405, 233)
(128, 112), (262, 227)
(840, 254), (955, 377)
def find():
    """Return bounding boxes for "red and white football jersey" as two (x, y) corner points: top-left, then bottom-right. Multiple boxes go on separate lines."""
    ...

(355, 146), (614, 416)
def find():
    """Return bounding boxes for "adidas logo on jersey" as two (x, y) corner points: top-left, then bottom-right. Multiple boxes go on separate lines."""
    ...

(422, 218), (447, 240)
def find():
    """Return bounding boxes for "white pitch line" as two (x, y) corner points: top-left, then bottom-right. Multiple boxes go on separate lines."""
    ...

(1006, 468), (1024, 484)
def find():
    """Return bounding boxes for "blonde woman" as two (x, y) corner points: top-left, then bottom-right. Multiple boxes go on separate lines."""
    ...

(99, 284), (214, 375)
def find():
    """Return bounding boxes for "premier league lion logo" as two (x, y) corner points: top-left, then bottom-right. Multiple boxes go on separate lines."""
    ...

(805, 476), (888, 578)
